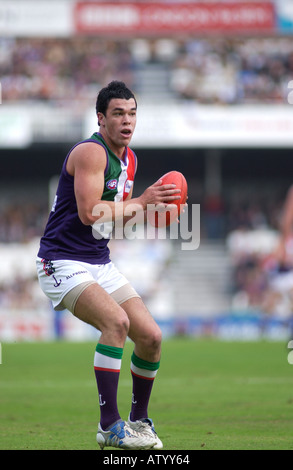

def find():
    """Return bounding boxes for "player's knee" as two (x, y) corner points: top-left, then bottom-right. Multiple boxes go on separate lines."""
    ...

(151, 326), (162, 351)
(119, 313), (130, 336)
(143, 325), (162, 353)
(98, 308), (130, 343)
(111, 311), (130, 340)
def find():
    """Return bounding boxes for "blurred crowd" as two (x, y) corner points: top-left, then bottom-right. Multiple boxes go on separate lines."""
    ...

(1, 35), (292, 105)
(0, 37), (135, 105)
(169, 36), (293, 104)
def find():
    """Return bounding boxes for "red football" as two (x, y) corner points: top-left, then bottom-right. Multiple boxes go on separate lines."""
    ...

(161, 170), (188, 208)
(147, 171), (188, 228)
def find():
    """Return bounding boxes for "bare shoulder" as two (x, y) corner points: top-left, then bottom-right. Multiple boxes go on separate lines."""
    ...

(67, 141), (107, 175)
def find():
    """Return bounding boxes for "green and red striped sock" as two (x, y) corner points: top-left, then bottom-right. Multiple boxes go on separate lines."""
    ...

(130, 352), (160, 421)
(94, 343), (123, 430)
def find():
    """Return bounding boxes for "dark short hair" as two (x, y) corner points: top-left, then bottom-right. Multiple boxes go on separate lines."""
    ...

(96, 81), (137, 118)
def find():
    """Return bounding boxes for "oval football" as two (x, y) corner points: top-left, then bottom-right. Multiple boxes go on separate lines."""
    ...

(147, 171), (188, 228)
(161, 171), (188, 210)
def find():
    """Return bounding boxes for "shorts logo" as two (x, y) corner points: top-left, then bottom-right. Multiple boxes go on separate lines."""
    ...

(52, 275), (62, 287)
(106, 179), (118, 190)
(41, 258), (62, 287)
(42, 258), (55, 276)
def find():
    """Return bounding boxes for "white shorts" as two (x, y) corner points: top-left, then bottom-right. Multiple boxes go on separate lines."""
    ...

(36, 257), (140, 312)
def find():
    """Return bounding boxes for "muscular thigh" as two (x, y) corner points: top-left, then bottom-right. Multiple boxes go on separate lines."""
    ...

(74, 282), (126, 332)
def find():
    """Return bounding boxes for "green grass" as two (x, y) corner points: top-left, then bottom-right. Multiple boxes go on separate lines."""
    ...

(1, 338), (293, 450)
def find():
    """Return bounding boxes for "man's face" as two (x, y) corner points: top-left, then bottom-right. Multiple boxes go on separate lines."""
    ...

(98, 98), (137, 150)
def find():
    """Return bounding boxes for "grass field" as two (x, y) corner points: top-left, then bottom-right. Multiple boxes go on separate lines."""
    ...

(1, 338), (293, 451)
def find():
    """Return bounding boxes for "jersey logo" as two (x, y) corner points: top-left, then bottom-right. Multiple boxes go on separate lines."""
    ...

(106, 179), (118, 190)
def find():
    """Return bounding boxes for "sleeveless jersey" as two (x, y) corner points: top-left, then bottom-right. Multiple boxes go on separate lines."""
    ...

(38, 132), (137, 264)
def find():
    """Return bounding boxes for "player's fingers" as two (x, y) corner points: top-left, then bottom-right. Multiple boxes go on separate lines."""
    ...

(164, 188), (181, 196)
(163, 194), (181, 201)
(153, 180), (179, 191)
(159, 183), (179, 191)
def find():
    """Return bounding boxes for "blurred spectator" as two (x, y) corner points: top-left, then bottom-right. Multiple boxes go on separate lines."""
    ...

(0, 201), (47, 243)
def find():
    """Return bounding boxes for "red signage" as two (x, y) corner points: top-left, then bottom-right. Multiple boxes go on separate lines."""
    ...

(74, 2), (276, 35)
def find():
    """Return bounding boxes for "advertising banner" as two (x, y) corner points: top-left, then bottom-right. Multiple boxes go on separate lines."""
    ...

(74, 2), (276, 35)
(0, 1), (276, 37)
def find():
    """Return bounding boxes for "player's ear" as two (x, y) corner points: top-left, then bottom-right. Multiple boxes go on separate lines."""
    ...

(97, 112), (104, 127)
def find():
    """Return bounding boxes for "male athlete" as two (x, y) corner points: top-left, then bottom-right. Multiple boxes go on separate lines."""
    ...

(36, 81), (180, 450)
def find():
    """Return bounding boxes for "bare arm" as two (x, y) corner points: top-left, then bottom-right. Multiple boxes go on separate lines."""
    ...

(67, 142), (180, 226)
